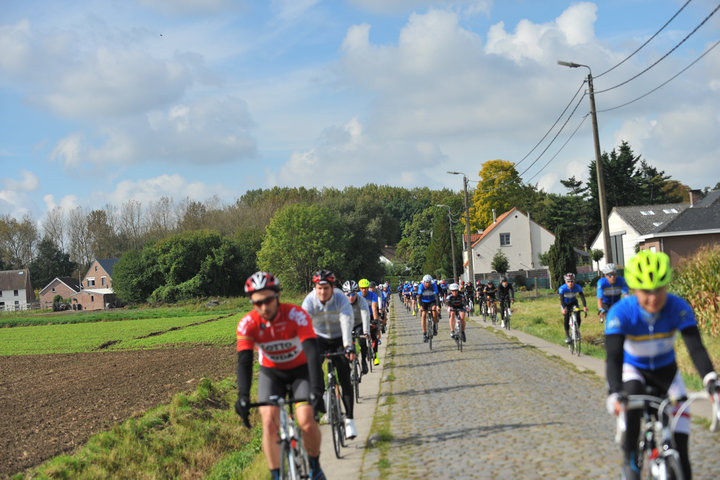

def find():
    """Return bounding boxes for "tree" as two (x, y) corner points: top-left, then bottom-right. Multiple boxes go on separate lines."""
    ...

(0, 214), (38, 268)
(491, 250), (509, 275)
(67, 207), (92, 268)
(87, 209), (119, 259)
(112, 248), (159, 303)
(29, 237), (77, 290)
(591, 249), (604, 274)
(470, 160), (524, 230)
(546, 228), (577, 290)
(42, 206), (67, 252)
(257, 204), (348, 292)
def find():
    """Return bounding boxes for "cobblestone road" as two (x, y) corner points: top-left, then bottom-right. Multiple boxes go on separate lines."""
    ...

(360, 300), (720, 479)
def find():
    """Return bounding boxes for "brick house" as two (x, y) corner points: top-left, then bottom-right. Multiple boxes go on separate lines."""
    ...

(38, 277), (82, 309)
(637, 190), (720, 266)
(71, 258), (120, 311)
(0, 269), (35, 311)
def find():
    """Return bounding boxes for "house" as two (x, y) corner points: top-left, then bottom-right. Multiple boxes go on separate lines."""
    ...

(38, 277), (82, 309)
(463, 208), (555, 281)
(589, 203), (689, 270)
(636, 190), (720, 266)
(0, 269), (35, 311)
(71, 258), (120, 311)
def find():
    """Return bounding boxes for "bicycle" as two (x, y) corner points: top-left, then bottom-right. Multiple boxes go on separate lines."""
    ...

(568, 306), (585, 356)
(350, 332), (363, 403)
(368, 324), (377, 373)
(499, 297), (511, 330)
(615, 389), (720, 480)
(479, 295), (487, 322)
(487, 298), (497, 324)
(322, 351), (348, 458)
(466, 296), (474, 317)
(426, 309), (434, 351)
(248, 395), (310, 480)
(451, 307), (463, 352)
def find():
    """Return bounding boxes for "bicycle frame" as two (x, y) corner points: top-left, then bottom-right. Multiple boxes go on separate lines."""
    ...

(616, 391), (720, 480)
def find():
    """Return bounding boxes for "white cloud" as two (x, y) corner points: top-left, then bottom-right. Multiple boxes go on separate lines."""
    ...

(50, 97), (256, 168)
(104, 174), (233, 206)
(0, 170), (40, 218)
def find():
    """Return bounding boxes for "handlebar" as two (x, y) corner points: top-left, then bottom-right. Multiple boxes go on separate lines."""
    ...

(248, 395), (311, 408)
(614, 391), (720, 443)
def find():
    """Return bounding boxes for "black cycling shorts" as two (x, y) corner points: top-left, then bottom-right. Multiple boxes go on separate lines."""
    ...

(257, 364), (311, 403)
(419, 300), (436, 311)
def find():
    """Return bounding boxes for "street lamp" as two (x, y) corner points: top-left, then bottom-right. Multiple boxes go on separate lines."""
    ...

(436, 204), (458, 281)
(447, 171), (474, 283)
(557, 60), (613, 264)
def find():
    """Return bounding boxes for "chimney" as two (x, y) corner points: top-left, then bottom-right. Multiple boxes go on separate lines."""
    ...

(492, 209), (497, 223)
(689, 189), (702, 207)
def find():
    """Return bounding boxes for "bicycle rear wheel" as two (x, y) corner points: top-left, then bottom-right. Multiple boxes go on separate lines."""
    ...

(352, 359), (360, 403)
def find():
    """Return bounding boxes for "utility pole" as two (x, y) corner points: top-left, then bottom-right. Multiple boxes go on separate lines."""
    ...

(558, 60), (613, 264)
(447, 171), (474, 283)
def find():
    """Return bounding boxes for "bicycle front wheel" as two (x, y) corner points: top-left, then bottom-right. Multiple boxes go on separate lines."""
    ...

(292, 438), (310, 480)
(328, 389), (342, 458)
(280, 440), (295, 480)
(352, 359), (360, 403)
(427, 317), (433, 351)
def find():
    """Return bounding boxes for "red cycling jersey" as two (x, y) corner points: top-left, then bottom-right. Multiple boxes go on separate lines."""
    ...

(236, 303), (316, 370)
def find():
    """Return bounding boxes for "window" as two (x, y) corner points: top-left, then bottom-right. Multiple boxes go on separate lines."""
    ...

(52, 287), (56, 293)
(87, 277), (95, 287)
(14, 290), (18, 296)
(610, 234), (625, 266)
(91, 295), (94, 302)
(95, 265), (98, 271)
(499, 233), (511, 246)
(101, 276), (106, 287)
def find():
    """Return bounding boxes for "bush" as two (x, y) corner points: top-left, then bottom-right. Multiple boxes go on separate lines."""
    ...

(672, 245), (720, 336)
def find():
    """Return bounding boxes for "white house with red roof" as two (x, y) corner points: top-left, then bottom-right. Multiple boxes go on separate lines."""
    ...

(462, 207), (555, 280)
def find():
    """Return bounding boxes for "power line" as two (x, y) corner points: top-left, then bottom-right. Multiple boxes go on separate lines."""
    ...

(518, 91), (587, 177)
(598, 38), (720, 113)
(515, 80), (586, 167)
(595, 0), (694, 79)
(525, 114), (590, 184)
(595, 1), (720, 94)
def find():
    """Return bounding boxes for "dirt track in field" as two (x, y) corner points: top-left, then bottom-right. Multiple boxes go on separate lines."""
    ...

(0, 345), (236, 478)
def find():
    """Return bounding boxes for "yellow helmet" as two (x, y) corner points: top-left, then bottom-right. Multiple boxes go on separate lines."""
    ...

(625, 250), (672, 290)
(358, 278), (370, 288)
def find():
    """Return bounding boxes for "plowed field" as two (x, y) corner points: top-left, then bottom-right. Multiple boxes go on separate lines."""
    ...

(0, 345), (235, 478)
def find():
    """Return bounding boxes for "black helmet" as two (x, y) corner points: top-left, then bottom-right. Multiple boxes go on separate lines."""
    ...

(312, 269), (336, 285)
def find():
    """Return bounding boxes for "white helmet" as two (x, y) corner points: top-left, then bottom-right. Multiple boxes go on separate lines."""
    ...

(602, 263), (617, 275)
(449, 283), (459, 291)
(422, 274), (433, 283)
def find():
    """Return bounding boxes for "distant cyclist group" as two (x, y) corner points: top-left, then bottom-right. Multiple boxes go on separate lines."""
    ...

(233, 249), (719, 480)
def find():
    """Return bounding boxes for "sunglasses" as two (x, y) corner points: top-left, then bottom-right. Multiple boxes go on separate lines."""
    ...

(251, 294), (278, 306)
(606, 273), (616, 277)
(345, 292), (357, 297)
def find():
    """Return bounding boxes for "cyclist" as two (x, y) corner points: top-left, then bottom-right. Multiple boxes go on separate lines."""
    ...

(605, 250), (718, 480)
(235, 272), (326, 480)
(301, 269), (358, 440)
(558, 273), (587, 344)
(497, 277), (515, 327)
(464, 281), (475, 315)
(342, 280), (371, 374)
(596, 263), (629, 323)
(417, 274), (440, 342)
(445, 283), (467, 342)
(411, 281), (420, 315)
(484, 280), (498, 317)
(402, 281), (413, 310)
(359, 278), (381, 366)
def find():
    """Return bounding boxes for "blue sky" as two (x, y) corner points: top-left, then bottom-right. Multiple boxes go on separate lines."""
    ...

(2, 0), (719, 224)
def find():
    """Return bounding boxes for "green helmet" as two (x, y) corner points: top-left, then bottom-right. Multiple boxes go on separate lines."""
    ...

(358, 278), (370, 288)
(625, 250), (672, 290)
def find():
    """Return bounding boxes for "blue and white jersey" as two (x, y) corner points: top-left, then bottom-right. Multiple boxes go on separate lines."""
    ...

(558, 283), (583, 305)
(417, 282), (438, 303)
(362, 290), (378, 318)
(605, 294), (697, 371)
(597, 276), (629, 306)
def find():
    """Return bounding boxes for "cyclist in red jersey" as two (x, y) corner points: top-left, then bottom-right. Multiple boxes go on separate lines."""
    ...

(235, 271), (326, 480)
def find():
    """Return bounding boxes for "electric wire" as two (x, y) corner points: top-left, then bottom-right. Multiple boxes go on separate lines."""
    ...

(595, 0), (694, 79)
(598, 38), (720, 113)
(518, 91), (587, 177)
(595, 1), (720, 94)
(515, 80), (586, 167)
(525, 114), (590, 183)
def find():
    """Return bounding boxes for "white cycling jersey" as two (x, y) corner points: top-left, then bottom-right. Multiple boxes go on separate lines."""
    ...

(302, 287), (354, 348)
